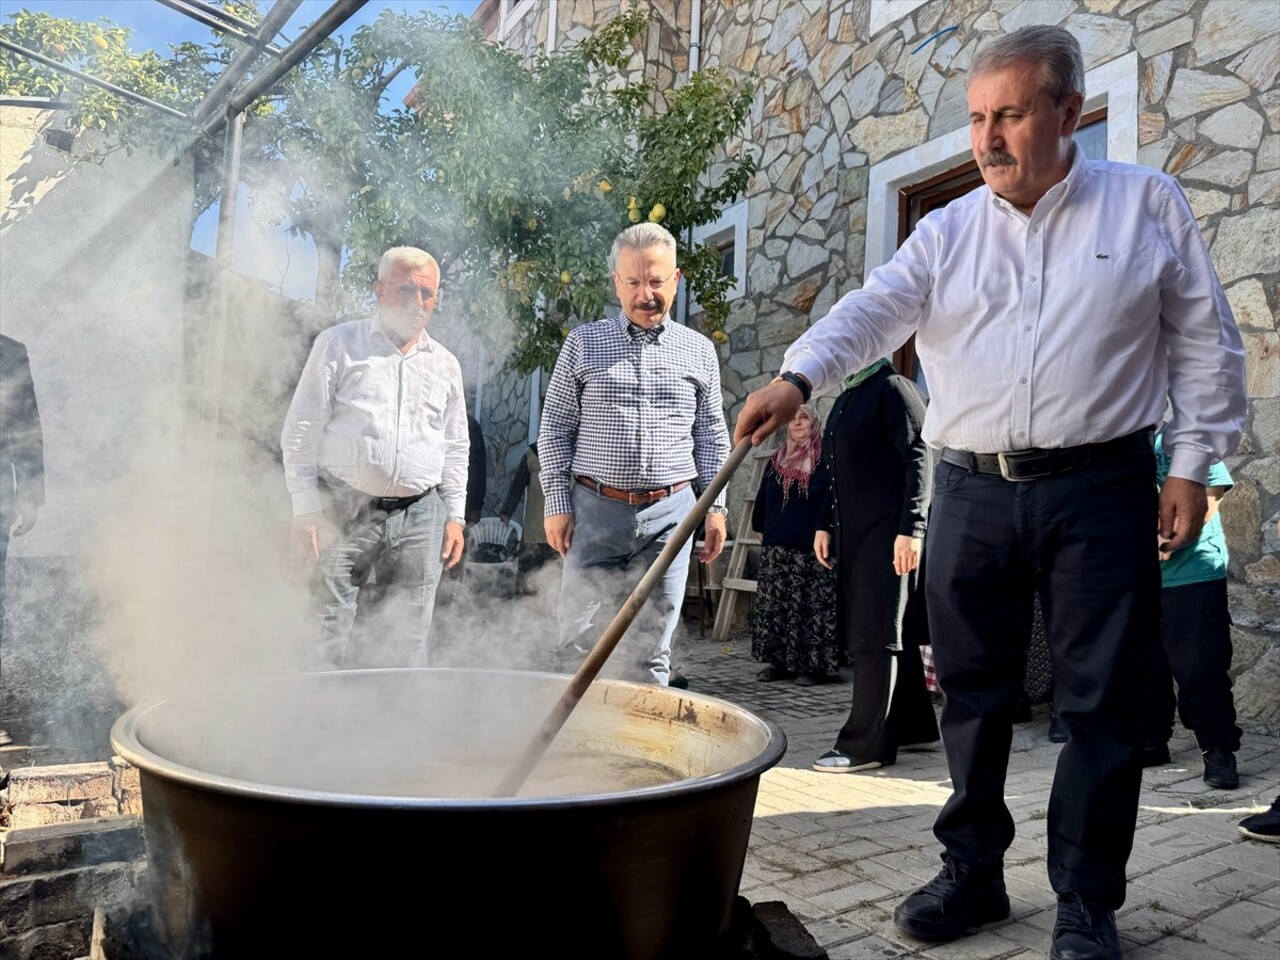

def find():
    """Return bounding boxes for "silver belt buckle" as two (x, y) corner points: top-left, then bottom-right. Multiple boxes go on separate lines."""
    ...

(997, 451), (1051, 481)
(997, 452), (1017, 481)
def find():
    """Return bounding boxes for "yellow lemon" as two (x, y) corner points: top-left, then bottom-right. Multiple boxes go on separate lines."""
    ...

(711, 330), (729, 344)
(648, 203), (666, 222)
(560, 271), (571, 285)
(628, 208), (642, 223)
(627, 196), (638, 209)
(527, 217), (538, 230)
(598, 178), (612, 192)
(91, 35), (108, 49)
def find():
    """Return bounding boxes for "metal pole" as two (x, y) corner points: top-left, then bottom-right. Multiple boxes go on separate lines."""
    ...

(202, 110), (245, 429)
(194, 0), (304, 122)
(157, 0), (264, 34)
(153, 0), (284, 55)
(203, 0), (369, 137)
(0, 37), (191, 120)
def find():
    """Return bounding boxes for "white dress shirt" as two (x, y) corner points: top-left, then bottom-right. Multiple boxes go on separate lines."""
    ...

(783, 148), (1246, 485)
(280, 317), (469, 519)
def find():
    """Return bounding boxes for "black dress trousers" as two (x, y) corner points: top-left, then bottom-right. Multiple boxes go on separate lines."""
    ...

(924, 452), (1160, 910)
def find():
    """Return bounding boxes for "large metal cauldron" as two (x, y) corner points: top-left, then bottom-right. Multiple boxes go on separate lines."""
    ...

(110, 668), (787, 959)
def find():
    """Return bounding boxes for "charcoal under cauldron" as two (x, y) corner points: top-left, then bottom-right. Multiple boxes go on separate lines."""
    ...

(110, 668), (787, 959)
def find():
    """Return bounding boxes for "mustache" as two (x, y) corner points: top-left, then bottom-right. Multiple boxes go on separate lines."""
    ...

(981, 150), (1017, 168)
(636, 295), (664, 312)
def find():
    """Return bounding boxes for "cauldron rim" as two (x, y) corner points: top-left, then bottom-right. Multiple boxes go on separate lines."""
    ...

(110, 666), (788, 810)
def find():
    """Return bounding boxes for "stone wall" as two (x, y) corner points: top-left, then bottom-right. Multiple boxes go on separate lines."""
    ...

(0, 773), (144, 960)
(485, 0), (1279, 727)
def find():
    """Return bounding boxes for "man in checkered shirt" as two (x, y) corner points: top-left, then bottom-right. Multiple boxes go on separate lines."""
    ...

(537, 223), (731, 685)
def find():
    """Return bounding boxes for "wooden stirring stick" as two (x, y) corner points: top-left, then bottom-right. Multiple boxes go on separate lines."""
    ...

(492, 437), (754, 797)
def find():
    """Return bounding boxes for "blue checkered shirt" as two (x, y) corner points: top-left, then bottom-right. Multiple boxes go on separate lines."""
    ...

(538, 314), (731, 517)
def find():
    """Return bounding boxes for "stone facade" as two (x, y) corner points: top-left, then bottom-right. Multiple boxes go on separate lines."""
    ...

(477, 0), (1279, 727)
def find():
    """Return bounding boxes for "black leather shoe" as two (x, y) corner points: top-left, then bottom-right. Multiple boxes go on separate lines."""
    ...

(1050, 894), (1119, 960)
(1202, 747), (1239, 789)
(1048, 711), (1068, 744)
(893, 856), (1010, 941)
(1238, 795), (1280, 842)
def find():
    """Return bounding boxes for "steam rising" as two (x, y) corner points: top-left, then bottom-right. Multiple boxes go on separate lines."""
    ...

(0, 11), (670, 767)
(0, 141), (601, 773)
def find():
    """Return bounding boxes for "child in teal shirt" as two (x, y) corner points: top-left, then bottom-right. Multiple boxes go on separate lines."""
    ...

(1142, 430), (1241, 789)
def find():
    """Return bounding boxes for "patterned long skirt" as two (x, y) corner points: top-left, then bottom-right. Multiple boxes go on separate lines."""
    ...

(750, 545), (839, 676)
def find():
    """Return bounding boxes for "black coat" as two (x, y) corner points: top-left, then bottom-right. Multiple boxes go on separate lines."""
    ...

(819, 366), (931, 653)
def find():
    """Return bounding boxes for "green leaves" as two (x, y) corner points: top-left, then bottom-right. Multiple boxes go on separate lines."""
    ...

(1, 4), (753, 372)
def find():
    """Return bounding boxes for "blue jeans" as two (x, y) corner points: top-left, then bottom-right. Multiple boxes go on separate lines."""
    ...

(556, 483), (695, 685)
(313, 484), (446, 669)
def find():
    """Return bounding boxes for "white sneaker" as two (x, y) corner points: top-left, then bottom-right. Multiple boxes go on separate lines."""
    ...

(812, 749), (883, 773)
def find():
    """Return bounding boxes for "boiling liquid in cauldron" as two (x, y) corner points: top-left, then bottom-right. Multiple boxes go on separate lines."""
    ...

(349, 750), (684, 799)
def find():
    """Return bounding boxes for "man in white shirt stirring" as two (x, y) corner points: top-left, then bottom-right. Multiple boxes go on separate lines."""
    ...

(281, 246), (468, 669)
(734, 26), (1245, 960)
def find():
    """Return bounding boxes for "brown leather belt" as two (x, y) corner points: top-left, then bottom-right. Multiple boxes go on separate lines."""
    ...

(575, 475), (690, 506)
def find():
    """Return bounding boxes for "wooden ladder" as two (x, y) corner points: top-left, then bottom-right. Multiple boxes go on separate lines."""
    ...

(711, 444), (775, 642)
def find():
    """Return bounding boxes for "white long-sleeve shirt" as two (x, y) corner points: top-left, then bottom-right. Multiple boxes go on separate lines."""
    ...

(783, 148), (1246, 485)
(280, 318), (469, 519)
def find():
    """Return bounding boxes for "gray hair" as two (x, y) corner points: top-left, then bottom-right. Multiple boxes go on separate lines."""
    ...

(969, 25), (1085, 103)
(608, 222), (677, 273)
(378, 246), (438, 280)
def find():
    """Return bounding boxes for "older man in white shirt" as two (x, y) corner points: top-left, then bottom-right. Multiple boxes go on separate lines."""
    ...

(735, 26), (1245, 960)
(281, 246), (468, 669)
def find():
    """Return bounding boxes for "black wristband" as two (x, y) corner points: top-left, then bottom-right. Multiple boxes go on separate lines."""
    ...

(778, 371), (811, 403)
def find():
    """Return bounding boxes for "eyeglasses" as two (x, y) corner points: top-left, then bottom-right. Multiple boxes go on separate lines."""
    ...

(616, 267), (678, 293)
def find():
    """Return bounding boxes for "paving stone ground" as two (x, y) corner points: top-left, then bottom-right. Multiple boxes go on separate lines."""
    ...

(672, 619), (1280, 960)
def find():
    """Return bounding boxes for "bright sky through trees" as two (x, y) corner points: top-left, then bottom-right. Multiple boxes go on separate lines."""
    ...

(1, 0), (481, 299)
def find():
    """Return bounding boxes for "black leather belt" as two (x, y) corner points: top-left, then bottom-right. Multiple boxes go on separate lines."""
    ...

(575, 476), (691, 505)
(941, 428), (1154, 481)
(320, 473), (433, 512)
(372, 490), (430, 511)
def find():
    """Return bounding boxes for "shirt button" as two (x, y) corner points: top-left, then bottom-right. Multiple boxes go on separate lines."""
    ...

(1019, 377), (1028, 384)
(1029, 276), (1038, 283)
(1023, 326), (1032, 333)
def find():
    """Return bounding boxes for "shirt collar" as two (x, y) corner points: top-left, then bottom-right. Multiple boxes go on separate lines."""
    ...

(617, 313), (666, 342)
(986, 142), (1085, 220)
(371, 316), (434, 353)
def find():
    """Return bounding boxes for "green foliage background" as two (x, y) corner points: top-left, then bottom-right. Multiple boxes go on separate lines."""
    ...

(0, 4), (756, 371)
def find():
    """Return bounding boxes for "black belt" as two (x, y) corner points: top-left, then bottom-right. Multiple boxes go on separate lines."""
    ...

(320, 473), (433, 513)
(940, 428), (1154, 481)
(575, 476), (691, 506)
(372, 490), (431, 511)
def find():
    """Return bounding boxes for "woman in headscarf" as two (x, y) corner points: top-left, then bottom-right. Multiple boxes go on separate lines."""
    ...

(812, 358), (940, 772)
(750, 403), (839, 685)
